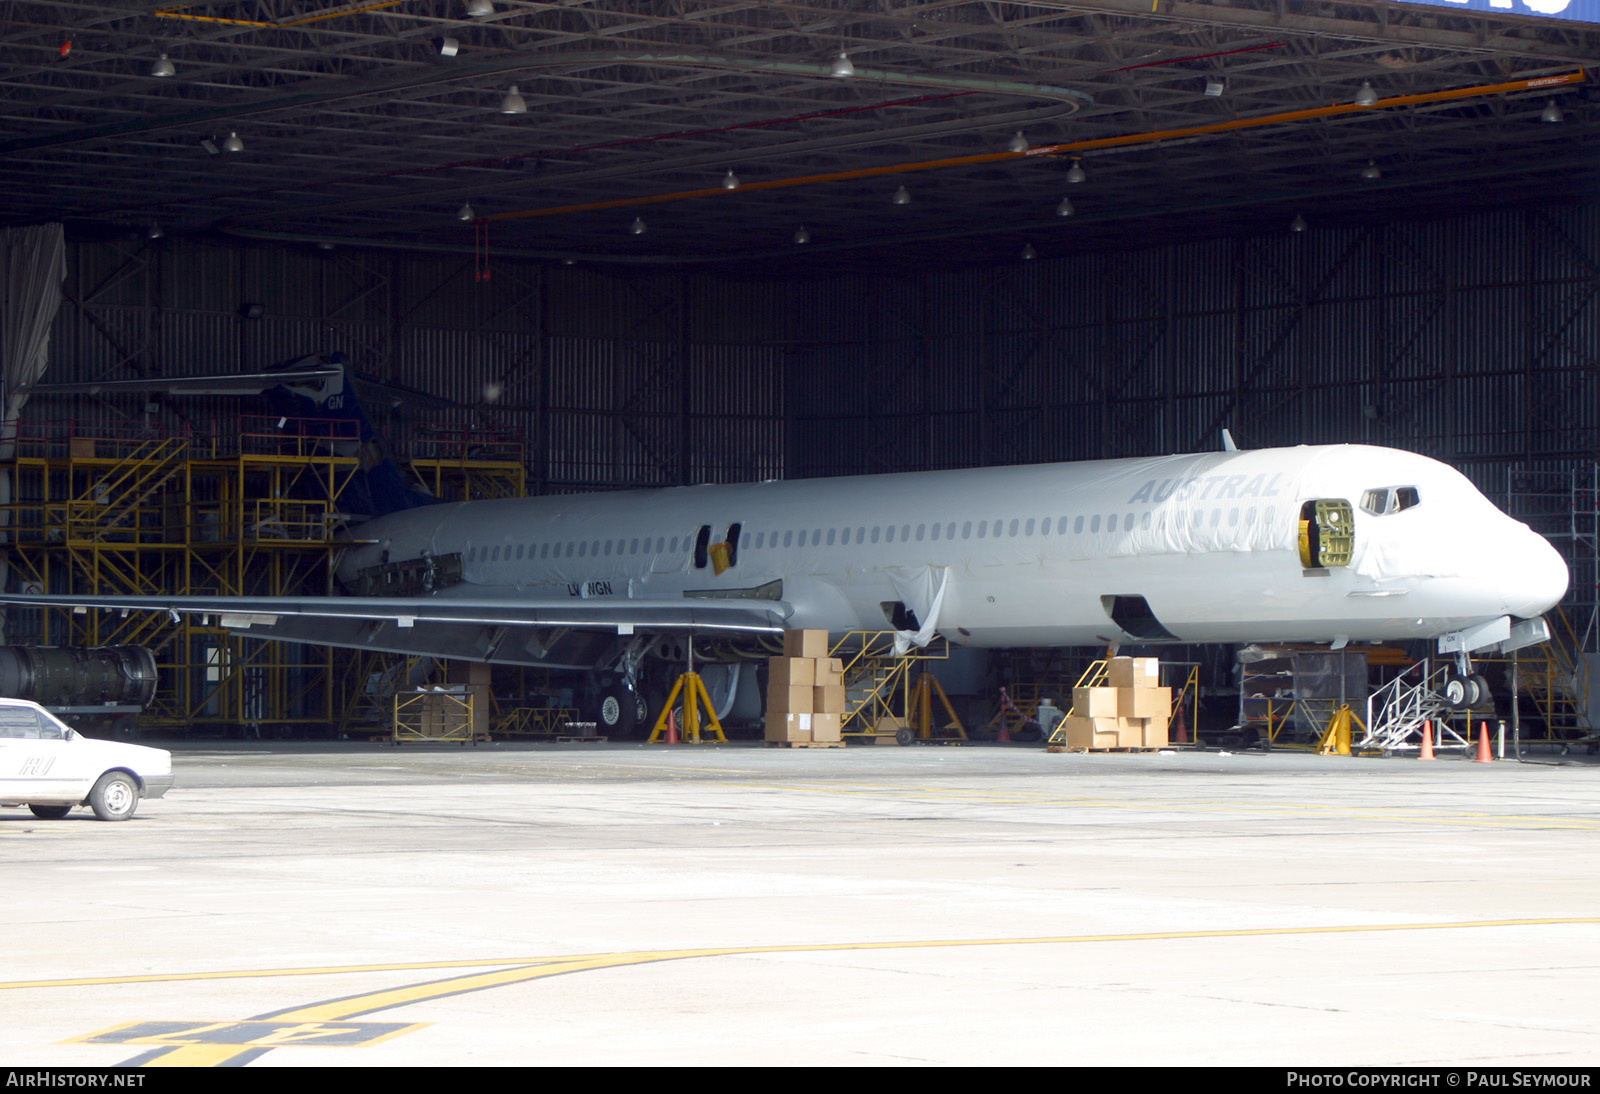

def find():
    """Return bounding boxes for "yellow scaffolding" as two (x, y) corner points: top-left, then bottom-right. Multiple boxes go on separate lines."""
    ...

(1, 416), (358, 734)
(829, 631), (953, 743)
(404, 424), (525, 502)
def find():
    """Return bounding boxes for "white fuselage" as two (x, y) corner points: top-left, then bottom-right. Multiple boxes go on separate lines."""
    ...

(338, 444), (1568, 648)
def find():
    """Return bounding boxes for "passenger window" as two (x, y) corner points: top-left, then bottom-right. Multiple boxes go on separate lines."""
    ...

(1008, 519), (1019, 537)
(1108, 514), (1118, 532)
(916, 524), (925, 541)
(930, 523), (941, 541)
(1074, 516), (1084, 534)
(871, 526), (880, 543)
(694, 525), (712, 569)
(727, 523), (742, 565)
(1024, 518), (1035, 535)
(976, 522), (986, 539)
(962, 521), (972, 539)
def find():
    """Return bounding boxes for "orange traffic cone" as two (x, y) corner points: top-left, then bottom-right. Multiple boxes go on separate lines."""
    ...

(1474, 720), (1493, 763)
(1418, 719), (1435, 761)
(665, 709), (680, 745)
(1173, 703), (1190, 745)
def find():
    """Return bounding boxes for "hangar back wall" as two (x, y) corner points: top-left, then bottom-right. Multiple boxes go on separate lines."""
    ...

(45, 199), (1600, 498)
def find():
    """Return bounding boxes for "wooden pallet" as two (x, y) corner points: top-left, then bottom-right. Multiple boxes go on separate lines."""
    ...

(1047, 745), (1163, 754)
(765, 739), (847, 749)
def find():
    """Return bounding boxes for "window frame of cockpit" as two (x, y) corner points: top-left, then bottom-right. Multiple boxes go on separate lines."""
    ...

(1359, 486), (1422, 516)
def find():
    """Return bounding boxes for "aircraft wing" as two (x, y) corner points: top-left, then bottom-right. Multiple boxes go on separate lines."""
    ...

(0, 593), (792, 667)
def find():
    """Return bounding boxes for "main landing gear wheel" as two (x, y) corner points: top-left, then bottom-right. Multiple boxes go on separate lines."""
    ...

(1443, 674), (1485, 710)
(596, 685), (639, 739)
(1469, 674), (1492, 708)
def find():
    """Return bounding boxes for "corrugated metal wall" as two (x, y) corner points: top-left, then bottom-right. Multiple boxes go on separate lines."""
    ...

(38, 200), (1600, 497)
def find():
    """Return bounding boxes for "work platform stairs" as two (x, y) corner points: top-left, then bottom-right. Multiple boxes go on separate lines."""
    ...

(1358, 662), (1464, 753)
(829, 631), (953, 739)
(64, 436), (189, 543)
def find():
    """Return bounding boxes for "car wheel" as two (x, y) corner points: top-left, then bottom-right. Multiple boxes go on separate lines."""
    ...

(28, 804), (71, 820)
(88, 771), (139, 821)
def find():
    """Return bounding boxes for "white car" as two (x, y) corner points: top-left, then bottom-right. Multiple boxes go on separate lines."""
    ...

(0, 699), (172, 821)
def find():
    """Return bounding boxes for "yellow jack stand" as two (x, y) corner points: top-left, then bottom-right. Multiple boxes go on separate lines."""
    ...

(647, 672), (728, 744)
(908, 672), (968, 743)
(1316, 703), (1364, 756)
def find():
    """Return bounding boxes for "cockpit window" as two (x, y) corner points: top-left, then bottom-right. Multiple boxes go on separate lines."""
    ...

(1360, 487), (1422, 515)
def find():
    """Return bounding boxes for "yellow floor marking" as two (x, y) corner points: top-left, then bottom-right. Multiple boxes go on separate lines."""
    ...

(13, 917), (1599, 996)
(0, 958), (556, 991)
(140, 1045), (253, 1067)
(710, 781), (1600, 829)
(47, 916), (1600, 1067)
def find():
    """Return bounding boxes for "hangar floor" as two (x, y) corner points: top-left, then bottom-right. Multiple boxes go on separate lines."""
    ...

(4, 743), (1598, 1068)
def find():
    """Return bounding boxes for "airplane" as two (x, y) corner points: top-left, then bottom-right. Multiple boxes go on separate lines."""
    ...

(1, 356), (1569, 735)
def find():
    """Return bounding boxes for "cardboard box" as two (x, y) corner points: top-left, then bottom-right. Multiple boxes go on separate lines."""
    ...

(813, 684), (847, 714)
(1062, 715), (1121, 750)
(766, 684), (814, 715)
(1073, 686), (1120, 719)
(815, 658), (844, 687)
(768, 657), (815, 688)
(1117, 686), (1172, 720)
(1107, 656), (1160, 688)
(1116, 718), (1147, 748)
(782, 629), (829, 659)
(1141, 715), (1170, 748)
(810, 712), (841, 742)
(765, 712), (812, 743)
(68, 437), (96, 459)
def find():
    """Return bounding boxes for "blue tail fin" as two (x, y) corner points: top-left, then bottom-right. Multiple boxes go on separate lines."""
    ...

(263, 353), (440, 520)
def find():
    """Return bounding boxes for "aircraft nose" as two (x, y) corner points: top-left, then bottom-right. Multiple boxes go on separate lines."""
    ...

(1504, 531), (1568, 618)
